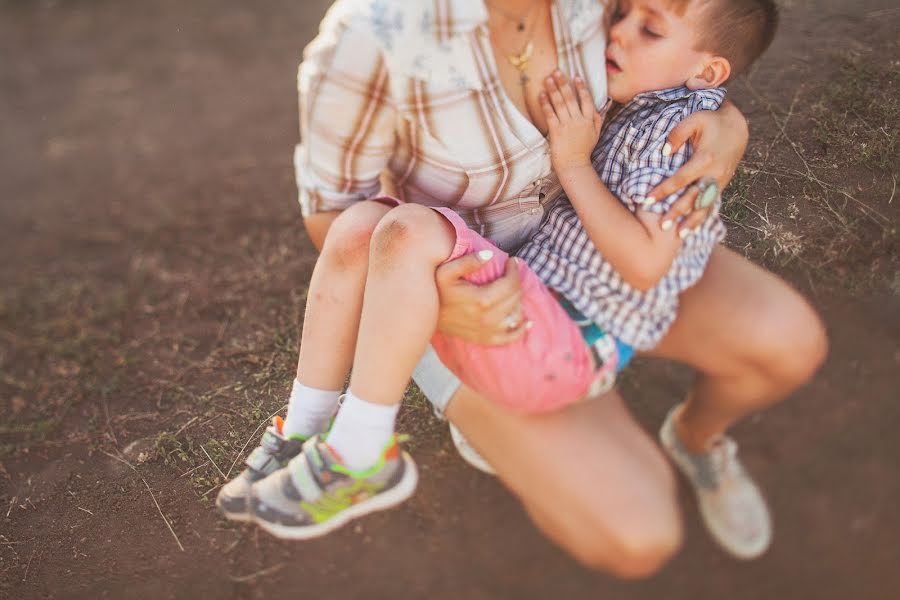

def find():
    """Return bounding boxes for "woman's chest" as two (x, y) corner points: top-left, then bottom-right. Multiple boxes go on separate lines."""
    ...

(382, 4), (608, 209)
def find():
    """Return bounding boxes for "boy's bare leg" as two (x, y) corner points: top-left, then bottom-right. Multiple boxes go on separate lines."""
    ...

(445, 384), (682, 579)
(348, 203), (457, 406)
(294, 200), (393, 390)
(217, 200), (394, 519)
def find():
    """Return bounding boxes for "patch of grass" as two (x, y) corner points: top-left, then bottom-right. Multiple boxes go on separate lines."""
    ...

(155, 431), (191, 465)
(811, 55), (899, 172)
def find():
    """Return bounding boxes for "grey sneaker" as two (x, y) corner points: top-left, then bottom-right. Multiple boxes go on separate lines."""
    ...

(216, 416), (305, 522)
(249, 434), (418, 540)
(449, 423), (496, 475)
(660, 404), (772, 559)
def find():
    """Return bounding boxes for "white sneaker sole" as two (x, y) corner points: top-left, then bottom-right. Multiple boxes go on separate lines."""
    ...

(252, 453), (419, 541)
(215, 499), (254, 523)
(449, 424), (496, 476)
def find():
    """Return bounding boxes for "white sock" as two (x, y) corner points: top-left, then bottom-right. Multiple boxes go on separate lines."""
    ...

(325, 391), (399, 470)
(281, 379), (341, 438)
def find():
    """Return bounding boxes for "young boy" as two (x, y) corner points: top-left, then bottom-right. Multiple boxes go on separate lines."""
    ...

(218, 0), (778, 557)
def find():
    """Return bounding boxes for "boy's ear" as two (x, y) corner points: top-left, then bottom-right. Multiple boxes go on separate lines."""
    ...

(685, 56), (731, 90)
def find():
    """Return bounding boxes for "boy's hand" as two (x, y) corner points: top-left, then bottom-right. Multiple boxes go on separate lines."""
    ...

(540, 71), (604, 174)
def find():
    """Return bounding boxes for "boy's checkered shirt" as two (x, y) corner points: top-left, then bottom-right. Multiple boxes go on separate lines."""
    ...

(517, 86), (728, 351)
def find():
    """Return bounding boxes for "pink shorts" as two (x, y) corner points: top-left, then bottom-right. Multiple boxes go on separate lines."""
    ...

(425, 206), (616, 414)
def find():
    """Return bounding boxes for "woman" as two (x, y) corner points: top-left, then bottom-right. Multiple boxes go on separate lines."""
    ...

(291, 0), (824, 577)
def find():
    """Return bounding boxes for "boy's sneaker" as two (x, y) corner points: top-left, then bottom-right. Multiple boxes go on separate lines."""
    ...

(449, 424), (496, 475)
(660, 404), (772, 560)
(249, 434), (418, 540)
(216, 416), (306, 522)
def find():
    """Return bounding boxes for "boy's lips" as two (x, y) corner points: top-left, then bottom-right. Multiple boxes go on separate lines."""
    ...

(605, 52), (622, 74)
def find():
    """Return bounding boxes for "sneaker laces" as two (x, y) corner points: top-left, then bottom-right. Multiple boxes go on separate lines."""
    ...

(707, 436), (741, 485)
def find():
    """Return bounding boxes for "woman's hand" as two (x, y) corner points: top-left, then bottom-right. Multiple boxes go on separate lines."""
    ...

(540, 71), (605, 174)
(434, 253), (529, 345)
(646, 100), (748, 234)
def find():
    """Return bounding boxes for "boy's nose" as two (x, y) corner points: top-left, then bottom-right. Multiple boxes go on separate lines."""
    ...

(608, 18), (628, 46)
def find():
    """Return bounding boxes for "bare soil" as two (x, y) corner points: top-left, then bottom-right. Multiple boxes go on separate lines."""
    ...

(1, 1), (898, 598)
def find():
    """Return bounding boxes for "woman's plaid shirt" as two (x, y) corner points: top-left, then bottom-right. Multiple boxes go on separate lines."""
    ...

(295, 0), (609, 252)
(517, 87), (728, 351)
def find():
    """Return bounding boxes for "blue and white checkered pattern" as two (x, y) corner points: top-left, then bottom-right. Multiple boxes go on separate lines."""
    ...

(517, 86), (728, 351)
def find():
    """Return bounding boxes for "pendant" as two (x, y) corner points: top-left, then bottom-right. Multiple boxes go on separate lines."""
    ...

(507, 41), (534, 71)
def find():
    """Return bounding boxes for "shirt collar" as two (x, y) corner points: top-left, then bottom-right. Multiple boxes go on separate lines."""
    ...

(631, 85), (726, 104)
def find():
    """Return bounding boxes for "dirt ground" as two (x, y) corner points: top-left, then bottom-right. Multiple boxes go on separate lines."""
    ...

(1, 0), (897, 598)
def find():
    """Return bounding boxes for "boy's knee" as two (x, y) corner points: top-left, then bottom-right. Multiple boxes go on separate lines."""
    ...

(322, 201), (389, 269)
(371, 203), (442, 259)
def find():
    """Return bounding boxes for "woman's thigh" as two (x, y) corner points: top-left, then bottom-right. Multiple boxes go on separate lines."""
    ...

(444, 384), (681, 575)
(646, 245), (826, 381)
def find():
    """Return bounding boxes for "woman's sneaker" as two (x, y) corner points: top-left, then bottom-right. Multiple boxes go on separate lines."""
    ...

(659, 404), (772, 559)
(449, 423), (495, 475)
(249, 434), (418, 540)
(216, 416), (306, 522)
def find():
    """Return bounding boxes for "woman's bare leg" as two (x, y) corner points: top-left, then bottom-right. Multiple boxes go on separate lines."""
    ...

(645, 245), (828, 451)
(445, 385), (683, 579)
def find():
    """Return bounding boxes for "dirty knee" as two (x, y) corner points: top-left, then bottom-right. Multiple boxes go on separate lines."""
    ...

(321, 201), (389, 270)
(370, 204), (447, 263)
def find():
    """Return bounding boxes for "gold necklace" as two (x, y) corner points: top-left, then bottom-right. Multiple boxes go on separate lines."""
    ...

(484, 0), (539, 32)
(487, 1), (543, 86)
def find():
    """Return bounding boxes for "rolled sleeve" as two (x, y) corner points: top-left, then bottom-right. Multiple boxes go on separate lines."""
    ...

(295, 4), (396, 217)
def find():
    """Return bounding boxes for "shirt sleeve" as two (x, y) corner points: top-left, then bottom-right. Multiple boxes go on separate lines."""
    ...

(295, 3), (397, 217)
(617, 105), (692, 216)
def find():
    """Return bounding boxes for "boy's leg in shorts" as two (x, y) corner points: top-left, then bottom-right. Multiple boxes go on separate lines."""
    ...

(426, 208), (603, 414)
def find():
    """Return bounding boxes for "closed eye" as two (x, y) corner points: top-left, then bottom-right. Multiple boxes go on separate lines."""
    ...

(642, 25), (662, 38)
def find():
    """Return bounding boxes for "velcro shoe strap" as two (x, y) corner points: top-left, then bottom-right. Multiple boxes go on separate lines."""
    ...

(244, 445), (279, 475)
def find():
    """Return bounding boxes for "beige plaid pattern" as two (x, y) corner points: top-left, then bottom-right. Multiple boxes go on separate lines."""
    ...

(296, 0), (609, 252)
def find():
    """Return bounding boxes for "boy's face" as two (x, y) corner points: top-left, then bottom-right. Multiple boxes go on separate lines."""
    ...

(605, 0), (710, 103)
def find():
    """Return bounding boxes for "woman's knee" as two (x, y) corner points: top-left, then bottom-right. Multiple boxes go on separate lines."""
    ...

(749, 286), (828, 389)
(560, 497), (683, 579)
(321, 201), (390, 269)
(529, 455), (682, 578)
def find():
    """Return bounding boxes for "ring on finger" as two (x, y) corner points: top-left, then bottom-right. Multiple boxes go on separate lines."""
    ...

(502, 313), (521, 331)
(694, 177), (719, 211)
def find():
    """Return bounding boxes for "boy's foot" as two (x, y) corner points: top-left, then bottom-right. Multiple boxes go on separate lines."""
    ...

(216, 416), (306, 522)
(659, 404), (772, 560)
(449, 424), (495, 475)
(249, 434), (418, 540)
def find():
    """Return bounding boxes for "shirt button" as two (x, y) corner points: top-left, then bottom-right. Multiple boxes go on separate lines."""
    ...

(530, 207), (541, 215)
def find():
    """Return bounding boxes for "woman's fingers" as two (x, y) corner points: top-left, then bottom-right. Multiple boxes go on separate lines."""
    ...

(659, 185), (699, 232)
(435, 250), (493, 288)
(677, 200), (712, 235)
(478, 257), (523, 311)
(472, 259), (530, 344)
(646, 149), (712, 203)
(662, 114), (697, 156)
